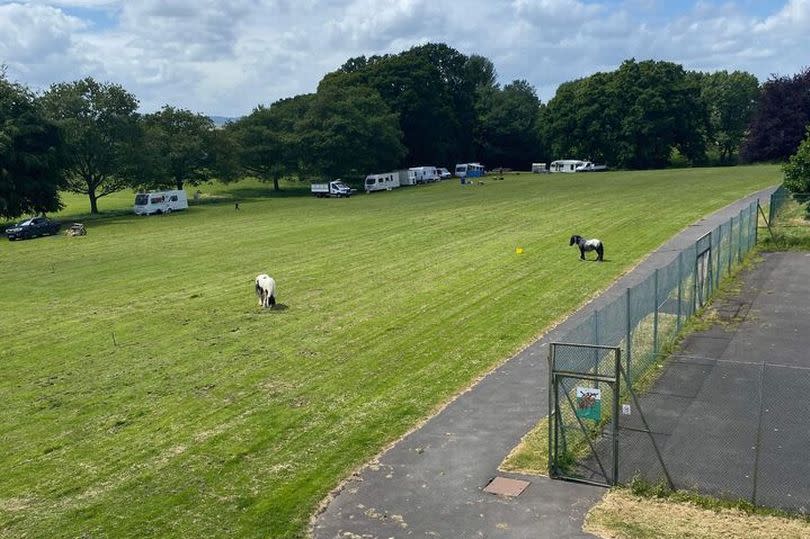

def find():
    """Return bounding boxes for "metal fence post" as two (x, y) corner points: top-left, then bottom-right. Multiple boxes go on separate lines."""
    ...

(625, 288), (632, 380)
(728, 215), (735, 274)
(653, 269), (659, 357)
(593, 311), (600, 388)
(676, 252), (683, 331)
(738, 209), (744, 263)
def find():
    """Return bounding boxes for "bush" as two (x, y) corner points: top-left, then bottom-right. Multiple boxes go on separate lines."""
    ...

(783, 126), (810, 194)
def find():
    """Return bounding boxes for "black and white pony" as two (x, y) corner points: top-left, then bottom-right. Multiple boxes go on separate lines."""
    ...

(570, 235), (604, 261)
(255, 274), (277, 308)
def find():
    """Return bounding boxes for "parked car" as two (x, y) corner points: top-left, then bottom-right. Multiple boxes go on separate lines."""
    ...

(5, 217), (61, 241)
(438, 167), (452, 179)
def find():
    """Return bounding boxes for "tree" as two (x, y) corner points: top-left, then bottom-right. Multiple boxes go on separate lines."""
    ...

(475, 80), (542, 169)
(697, 70), (759, 164)
(544, 59), (707, 169)
(299, 85), (405, 179)
(742, 67), (810, 163)
(0, 71), (65, 220)
(138, 106), (223, 191)
(783, 126), (810, 193)
(228, 94), (313, 191)
(41, 78), (139, 214)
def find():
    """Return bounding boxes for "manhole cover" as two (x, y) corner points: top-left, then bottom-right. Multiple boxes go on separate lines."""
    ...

(483, 476), (530, 497)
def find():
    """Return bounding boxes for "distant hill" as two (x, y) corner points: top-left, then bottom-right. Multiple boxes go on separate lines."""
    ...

(209, 115), (239, 127)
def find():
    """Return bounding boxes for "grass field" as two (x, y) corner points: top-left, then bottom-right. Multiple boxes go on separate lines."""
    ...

(0, 166), (779, 537)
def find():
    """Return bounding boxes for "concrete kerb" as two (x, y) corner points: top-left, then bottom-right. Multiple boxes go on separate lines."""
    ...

(311, 186), (778, 539)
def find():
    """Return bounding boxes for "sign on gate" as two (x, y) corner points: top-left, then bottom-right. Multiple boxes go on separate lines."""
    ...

(575, 387), (602, 421)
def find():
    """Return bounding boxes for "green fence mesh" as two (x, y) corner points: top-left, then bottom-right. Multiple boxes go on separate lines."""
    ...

(557, 200), (759, 390)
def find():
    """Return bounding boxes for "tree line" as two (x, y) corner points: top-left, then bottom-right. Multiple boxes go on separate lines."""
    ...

(3, 46), (810, 219)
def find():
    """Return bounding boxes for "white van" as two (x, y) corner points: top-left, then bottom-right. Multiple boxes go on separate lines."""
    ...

(365, 172), (401, 193)
(134, 189), (189, 215)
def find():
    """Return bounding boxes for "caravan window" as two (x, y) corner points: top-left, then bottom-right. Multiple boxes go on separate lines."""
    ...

(135, 194), (149, 205)
(170, 195), (178, 201)
(150, 196), (164, 204)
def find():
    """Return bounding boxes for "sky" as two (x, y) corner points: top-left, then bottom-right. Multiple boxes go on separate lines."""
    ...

(0, 0), (808, 117)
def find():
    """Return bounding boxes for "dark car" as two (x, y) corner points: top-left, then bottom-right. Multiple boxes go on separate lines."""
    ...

(5, 217), (61, 241)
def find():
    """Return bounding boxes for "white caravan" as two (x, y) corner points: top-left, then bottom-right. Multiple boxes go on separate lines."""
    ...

(532, 162), (549, 173)
(134, 189), (189, 215)
(550, 160), (587, 173)
(365, 172), (401, 193)
(408, 166), (439, 183)
(454, 163), (485, 178)
(397, 169), (416, 186)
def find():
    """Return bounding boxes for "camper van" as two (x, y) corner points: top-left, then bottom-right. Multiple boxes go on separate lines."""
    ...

(365, 172), (401, 193)
(454, 163), (485, 178)
(408, 166), (439, 184)
(134, 190), (189, 215)
(549, 160), (587, 173)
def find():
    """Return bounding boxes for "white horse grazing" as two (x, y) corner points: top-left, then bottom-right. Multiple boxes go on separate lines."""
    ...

(255, 274), (277, 308)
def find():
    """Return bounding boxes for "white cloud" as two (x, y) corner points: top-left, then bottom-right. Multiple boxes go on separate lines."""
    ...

(0, 0), (808, 116)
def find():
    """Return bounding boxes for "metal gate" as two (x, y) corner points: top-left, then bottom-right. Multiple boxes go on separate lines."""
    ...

(548, 343), (620, 486)
(695, 231), (713, 310)
(549, 342), (673, 488)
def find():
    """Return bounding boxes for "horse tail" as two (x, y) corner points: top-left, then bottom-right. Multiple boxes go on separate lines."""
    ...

(596, 243), (604, 261)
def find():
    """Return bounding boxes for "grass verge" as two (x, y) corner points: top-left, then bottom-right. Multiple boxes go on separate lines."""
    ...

(584, 487), (810, 539)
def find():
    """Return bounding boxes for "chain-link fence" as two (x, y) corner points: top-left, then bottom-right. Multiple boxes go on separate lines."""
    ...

(553, 200), (757, 385)
(549, 200), (760, 492)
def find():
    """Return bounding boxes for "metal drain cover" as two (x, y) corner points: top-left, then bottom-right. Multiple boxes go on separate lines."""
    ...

(483, 476), (530, 497)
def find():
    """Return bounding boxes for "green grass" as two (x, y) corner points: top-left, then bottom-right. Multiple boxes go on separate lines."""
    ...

(0, 166), (779, 538)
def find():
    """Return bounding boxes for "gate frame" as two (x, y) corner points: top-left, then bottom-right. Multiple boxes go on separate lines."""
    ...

(694, 231), (713, 311)
(548, 342), (675, 490)
(548, 343), (621, 487)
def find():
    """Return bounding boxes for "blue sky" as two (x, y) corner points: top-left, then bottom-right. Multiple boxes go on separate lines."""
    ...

(1, 0), (808, 116)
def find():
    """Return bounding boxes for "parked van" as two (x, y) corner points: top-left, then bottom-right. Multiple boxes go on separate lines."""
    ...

(365, 172), (400, 193)
(408, 166), (439, 183)
(454, 163), (485, 178)
(134, 189), (189, 215)
(532, 162), (549, 173)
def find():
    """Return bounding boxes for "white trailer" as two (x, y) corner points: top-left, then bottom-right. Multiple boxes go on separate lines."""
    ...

(134, 189), (189, 215)
(397, 169), (416, 186)
(550, 160), (587, 173)
(532, 162), (549, 173)
(364, 172), (400, 193)
(408, 166), (439, 183)
(311, 180), (354, 198)
(454, 163), (485, 178)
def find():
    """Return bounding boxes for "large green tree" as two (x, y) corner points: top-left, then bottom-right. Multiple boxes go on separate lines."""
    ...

(300, 85), (405, 179)
(139, 106), (230, 191)
(0, 72), (65, 220)
(41, 78), (139, 214)
(228, 94), (313, 191)
(475, 80), (543, 169)
(696, 70), (760, 164)
(544, 59), (707, 169)
(320, 44), (499, 167)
